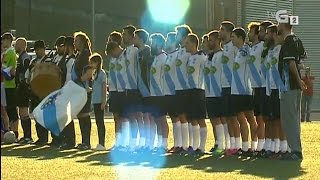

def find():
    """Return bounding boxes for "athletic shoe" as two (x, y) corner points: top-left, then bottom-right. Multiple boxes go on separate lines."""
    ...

(261, 150), (274, 159)
(94, 144), (106, 151)
(241, 148), (255, 157)
(256, 149), (266, 158)
(18, 138), (34, 144)
(212, 148), (225, 156)
(179, 149), (189, 155)
(209, 144), (218, 152)
(76, 143), (91, 150)
(171, 147), (183, 154)
(187, 146), (194, 154)
(225, 149), (238, 156)
(33, 140), (48, 146)
(58, 143), (75, 150)
(193, 149), (205, 157)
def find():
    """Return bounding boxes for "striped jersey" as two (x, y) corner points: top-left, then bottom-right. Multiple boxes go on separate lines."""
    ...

(187, 51), (206, 90)
(115, 50), (127, 92)
(221, 41), (237, 88)
(150, 52), (167, 96)
(124, 45), (139, 90)
(204, 50), (223, 97)
(174, 47), (191, 90)
(163, 50), (178, 95)
(266, 45), (283, 96)
(248, 41), (265, 88)
(108, 57), (117, 92)
(231, 45), (252, 95)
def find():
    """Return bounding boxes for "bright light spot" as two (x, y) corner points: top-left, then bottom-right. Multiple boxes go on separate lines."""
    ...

(147, 0), (190, 24)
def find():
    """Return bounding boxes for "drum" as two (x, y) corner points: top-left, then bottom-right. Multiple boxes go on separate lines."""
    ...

(30, 62), (61, 99)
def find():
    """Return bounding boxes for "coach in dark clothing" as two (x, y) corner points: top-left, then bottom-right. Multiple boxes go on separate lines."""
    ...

(277, 22), (306, 161)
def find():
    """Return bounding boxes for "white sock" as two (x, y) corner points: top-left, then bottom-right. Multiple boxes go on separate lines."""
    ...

(157, 135), (163, 148)
(199, 127), (207, 152)
(257, 139), (265, 151)
(173, 122), (182, 147)
(242, 141), (249, 152)
(251, 141), (258, 151)
(115, 132), (121, 147)
(139, 137), (146, 148)
(181, 123), (189, 150)
(270, 141), (275, 152)
(264, 138), (271, 151)
(235, 137), (241, 150)
(121, 121), (130, 147)
(280, 140), (288, 153)
(230, 137), (236, 149)
(188, 123), (193, 147)
(162, 138), (168, 149)
(215, 124), (225, 149)
(223, 124), (230, 149)
(149, 123), (156, 150)
(192, 125), (200, 150)
(274, 138), (280, 153)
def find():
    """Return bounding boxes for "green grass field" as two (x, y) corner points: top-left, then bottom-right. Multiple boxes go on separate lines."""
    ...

(1, 121), (320, 180)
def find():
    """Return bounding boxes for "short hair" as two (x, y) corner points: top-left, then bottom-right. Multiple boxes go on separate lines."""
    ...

(15, 37), (27, 48)
(187, 33), (199, 48)
(166, 32), (176, 42)
(55, 36), (66, 46)
(207, 30), (220, 40)
(1, 32), (14, 42)
(202, 34), (209, 41)
(175, 24), (192, 38)
(105, 41), (120, 55)
(123, 25), (136, 37)
(232, 28), (246, 41)
(221, 21), (235, 32)
(134, 29), (149, 44)
(64, 36), (74, 47)
(150, 33), (165, 48)
(248, 22), (260, 35)
(260, 20), (273, 29)
(109, 31), (122, 45)
(266, 25), (278, 34)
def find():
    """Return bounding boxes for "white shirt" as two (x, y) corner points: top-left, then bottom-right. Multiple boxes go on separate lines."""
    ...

(266, 45), (283, 96)
(221, 41), (237, 88)
(174, 47), (191, 90)
(124, 45), (139, 90)
(108, 57), (117, 92)
(150, 52), (167, 96)
(248, 41), (265, 88)
(187, 51), (206, 90)
(205, 50), (223, 97)
(65, 55), (75, 85)
(231, 45), (252, 95)
(53, 54), (63, 65)
(163, 50), (178, 95)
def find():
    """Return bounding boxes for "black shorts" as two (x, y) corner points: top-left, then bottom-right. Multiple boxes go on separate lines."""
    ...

(267, 89), (280, 121)
(221, 87), (233, 117)
(175, 90), (190, 115)
(123, 89), (142, 116)
(79, 93), (92, 114)
(253, 87), (268, 116)
(230, 95), (254, 115)
(109, 91), (126, 115)
(163, 95), (178, 118)
(186, 89), (206, 120)
(16, 83), (30, 107)
(206, 97), (223, 119)
(148, 96), (166, 118)
(5, 88), (18, 122)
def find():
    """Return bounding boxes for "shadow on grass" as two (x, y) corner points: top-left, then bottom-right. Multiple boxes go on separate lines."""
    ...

(1, 144), (306, 179)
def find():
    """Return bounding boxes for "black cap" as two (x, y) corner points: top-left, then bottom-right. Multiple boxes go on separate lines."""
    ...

(64, 36), (74, 46)
(1, 32), (14, 42)
(55, 36), (65, 46)
(34, 40), (46, 50)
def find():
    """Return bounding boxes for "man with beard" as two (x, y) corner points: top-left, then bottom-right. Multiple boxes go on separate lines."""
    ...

(53, 36), (66, 65)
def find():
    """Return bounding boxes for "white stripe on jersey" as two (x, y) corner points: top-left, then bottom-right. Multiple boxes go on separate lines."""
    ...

(108, 57), (117, 92)
(115, 50), (127, 92)
(150, 52), (167, 96)
(187, 51), (206, 90)
(174, 47), (191, 90)
(248, 41), (265, 88)
(124, 45), (139, 90)
(221, 41), (237, 88)
(205, 50), (223, 97)
(231, 45), (252, 95)
(266, 45), (282, 96)
(163, 50), (178, 95)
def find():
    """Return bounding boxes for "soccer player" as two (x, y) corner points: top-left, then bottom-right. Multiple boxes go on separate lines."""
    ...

(122, 25), (142, 152)
(15, 37), (33, 144)
(205, 30), (225, 155)
(164, 32), (180, 153)
(174, 25), (192, 154)
(264, 25), (287, 158)
(201, 34), (211, 55)
(1, 33), (18, 140)
(133, 28), (153, 151)
(184, 33), (207, 155)
(230, 28), (255, 156)
(149, 33), (168, 153)
(277, 21), (305, 161)
(52, 36), (66, 65)
(219, 21), (236, 155)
